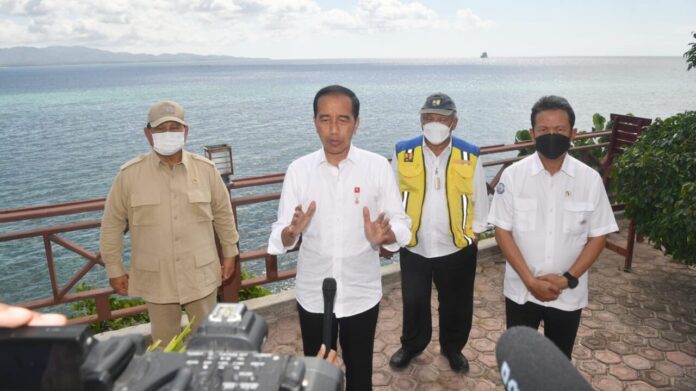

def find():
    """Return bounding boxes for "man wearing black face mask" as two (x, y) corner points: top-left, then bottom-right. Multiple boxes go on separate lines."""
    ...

(487, 96), (618, 358)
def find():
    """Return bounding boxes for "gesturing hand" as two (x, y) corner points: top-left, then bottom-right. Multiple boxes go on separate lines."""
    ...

(363, 207), (396, 247)
(282, 202), (316, 246)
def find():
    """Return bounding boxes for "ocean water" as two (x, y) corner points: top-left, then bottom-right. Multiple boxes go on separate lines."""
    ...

(1, 57), (695, 306)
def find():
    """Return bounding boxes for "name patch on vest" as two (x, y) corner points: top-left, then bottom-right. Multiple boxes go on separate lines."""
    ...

(404, 149), (414, 162)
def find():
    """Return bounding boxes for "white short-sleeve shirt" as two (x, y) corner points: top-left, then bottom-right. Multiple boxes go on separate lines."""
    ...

(487, 153), (618, 311)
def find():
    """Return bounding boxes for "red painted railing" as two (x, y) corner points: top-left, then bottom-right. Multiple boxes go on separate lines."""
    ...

(0, 131), (612, 324)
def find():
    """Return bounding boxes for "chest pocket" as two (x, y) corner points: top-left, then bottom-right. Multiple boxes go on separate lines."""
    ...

(451, 161), (474, 194)
(513, 198), (538, 232)
(563, 201), (594, 235)
(187, 190), (213, 222)
(130, 193), (161, 226)
(397, 161), (423, 193)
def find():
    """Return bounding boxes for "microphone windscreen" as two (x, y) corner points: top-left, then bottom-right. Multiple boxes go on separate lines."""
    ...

(322, 277), (336, 293)
(495, 326), (592, 391)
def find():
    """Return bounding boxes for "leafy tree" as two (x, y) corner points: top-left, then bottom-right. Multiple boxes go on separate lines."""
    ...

(685, 32), (696, 71)
(613, 111), (696, 265)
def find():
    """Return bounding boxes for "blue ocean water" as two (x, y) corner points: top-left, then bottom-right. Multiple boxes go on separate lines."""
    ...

(1, 57), (694, 306)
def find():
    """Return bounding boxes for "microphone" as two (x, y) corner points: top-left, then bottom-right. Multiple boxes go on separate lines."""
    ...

(321, 277), (337, 359)
(495, 326), (592, 391)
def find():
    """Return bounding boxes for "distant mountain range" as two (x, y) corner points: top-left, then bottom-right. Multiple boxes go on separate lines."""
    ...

(0, 46), (269, 67)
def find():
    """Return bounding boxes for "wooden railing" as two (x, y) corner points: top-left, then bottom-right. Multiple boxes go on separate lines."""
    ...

(0, 130), (612, 324)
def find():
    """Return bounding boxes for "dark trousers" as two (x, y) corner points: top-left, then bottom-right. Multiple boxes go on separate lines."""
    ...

(399, 245), (477, 355)
(297, 302), (379, 391)
(505, 298), (583, 358)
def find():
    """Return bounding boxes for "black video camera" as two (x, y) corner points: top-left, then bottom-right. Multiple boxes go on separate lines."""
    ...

(0, 303), (343, 391)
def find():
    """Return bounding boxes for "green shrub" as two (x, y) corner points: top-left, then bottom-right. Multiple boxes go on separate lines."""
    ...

(69, 282), (149, 334)
(613, 111), (696, 264)
(239, 269), (272, 301)
(70, 269), (271, 333)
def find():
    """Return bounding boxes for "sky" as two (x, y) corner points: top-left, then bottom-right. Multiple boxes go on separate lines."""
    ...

(0, 0), (694, 59)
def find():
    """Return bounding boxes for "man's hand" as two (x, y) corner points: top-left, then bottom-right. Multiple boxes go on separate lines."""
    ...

(0, 303), (67, 328)
(281, 202), (316, 247)
(221, 257), (235, 281)
(527, 278), (561, 302)
(316, 344), (338, 366)
(379, 247), (396, 259)
(363, 207), (396, 246)
(109, 274), (129, 296)
(538, 273), (568, 291)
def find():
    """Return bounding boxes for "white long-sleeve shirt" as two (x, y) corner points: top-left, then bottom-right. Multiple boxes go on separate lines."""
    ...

(268, 145), (412, 317)
(390, 139), (490, 259)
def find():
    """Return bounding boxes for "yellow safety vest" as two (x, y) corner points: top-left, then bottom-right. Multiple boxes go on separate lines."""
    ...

(395, 135), (479, 248)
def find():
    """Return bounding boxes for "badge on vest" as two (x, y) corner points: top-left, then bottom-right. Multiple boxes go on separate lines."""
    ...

(453, 159), (471, 165)
(404, 150), (414, 163)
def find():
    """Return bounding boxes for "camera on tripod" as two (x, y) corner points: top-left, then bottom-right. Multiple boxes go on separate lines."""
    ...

(0, 303), (343, 391)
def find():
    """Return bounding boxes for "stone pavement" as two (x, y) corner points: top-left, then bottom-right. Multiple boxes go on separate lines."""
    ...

(259, 227), (696, 390)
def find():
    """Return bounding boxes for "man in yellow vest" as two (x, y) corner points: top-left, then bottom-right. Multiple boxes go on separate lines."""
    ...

(389, 93), (489, 372)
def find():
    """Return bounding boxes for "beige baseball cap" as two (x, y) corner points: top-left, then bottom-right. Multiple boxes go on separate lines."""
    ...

(147, 100), (187, 128)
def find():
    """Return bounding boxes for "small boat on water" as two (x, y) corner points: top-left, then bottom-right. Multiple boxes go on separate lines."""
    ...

(481, 52), (488, 59)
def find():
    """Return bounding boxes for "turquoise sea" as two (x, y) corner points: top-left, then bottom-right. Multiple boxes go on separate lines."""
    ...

(1, 57), (695, 306)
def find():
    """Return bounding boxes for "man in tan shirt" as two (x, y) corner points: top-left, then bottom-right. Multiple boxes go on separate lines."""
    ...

(100, 100), (239, 344)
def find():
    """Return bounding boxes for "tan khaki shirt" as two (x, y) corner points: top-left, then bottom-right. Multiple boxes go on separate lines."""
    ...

(100, 151), (239, 304)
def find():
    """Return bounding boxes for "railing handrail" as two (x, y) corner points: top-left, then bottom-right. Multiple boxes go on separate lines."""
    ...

(0, 129), (615, 324)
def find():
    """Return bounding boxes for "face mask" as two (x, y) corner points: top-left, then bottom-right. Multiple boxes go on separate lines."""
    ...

(152, 131), (185, 156)
(534, 133), (570, 159)
(423, 122), (451, 145)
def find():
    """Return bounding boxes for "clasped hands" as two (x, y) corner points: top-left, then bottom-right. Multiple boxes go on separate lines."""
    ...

(282, 201), (396, 247)
(527, 273), (569, 302)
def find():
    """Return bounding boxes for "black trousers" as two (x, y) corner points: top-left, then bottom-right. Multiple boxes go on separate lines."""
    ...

(297, 302), (379, 391)
(399, 245), (477, 355)
(505, 298), (583, 359)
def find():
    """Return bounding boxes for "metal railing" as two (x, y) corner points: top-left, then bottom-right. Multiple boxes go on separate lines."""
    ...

(0, 130), (612, 324)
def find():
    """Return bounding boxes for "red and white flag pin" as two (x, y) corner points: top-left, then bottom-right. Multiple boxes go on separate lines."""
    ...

(354, 186), (360, 204)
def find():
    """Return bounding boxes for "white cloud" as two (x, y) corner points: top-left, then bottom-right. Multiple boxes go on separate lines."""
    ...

(356, 0), (437, 32)
(0, 0), (494, 56)
(454, 8), (494, 31)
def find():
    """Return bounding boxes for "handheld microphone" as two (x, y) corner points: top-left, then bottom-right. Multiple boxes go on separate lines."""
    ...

(321, 277), (337, 359)
(495, 326), (592, 391)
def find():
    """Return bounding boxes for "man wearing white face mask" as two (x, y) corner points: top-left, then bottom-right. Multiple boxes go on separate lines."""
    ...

(390, 93), (489, 373)
(100, 100), (239, 346)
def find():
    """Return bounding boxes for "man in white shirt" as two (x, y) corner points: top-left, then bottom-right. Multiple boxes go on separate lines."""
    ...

(488, 95), (618, 358)
(389, 93), (489, 373)
(268, 85), (411, 390)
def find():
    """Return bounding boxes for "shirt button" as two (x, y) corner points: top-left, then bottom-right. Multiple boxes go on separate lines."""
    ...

(548, 232), (552, 236)
(175, 237), (180, 241)
(174, 216), (178, 220)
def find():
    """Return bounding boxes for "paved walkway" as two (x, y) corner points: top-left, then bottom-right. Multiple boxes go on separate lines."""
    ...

(260, 226), (696, 390)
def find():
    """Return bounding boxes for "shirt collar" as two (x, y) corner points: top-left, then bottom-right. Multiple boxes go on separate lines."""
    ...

(422, 137), (452, 157)
(149, 149), (190, 170)
(317, 144), (357, 166)
(530, 152), (576, 177)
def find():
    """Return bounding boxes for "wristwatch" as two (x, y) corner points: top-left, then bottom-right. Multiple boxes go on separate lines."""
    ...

(563, 272), (579, 289)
